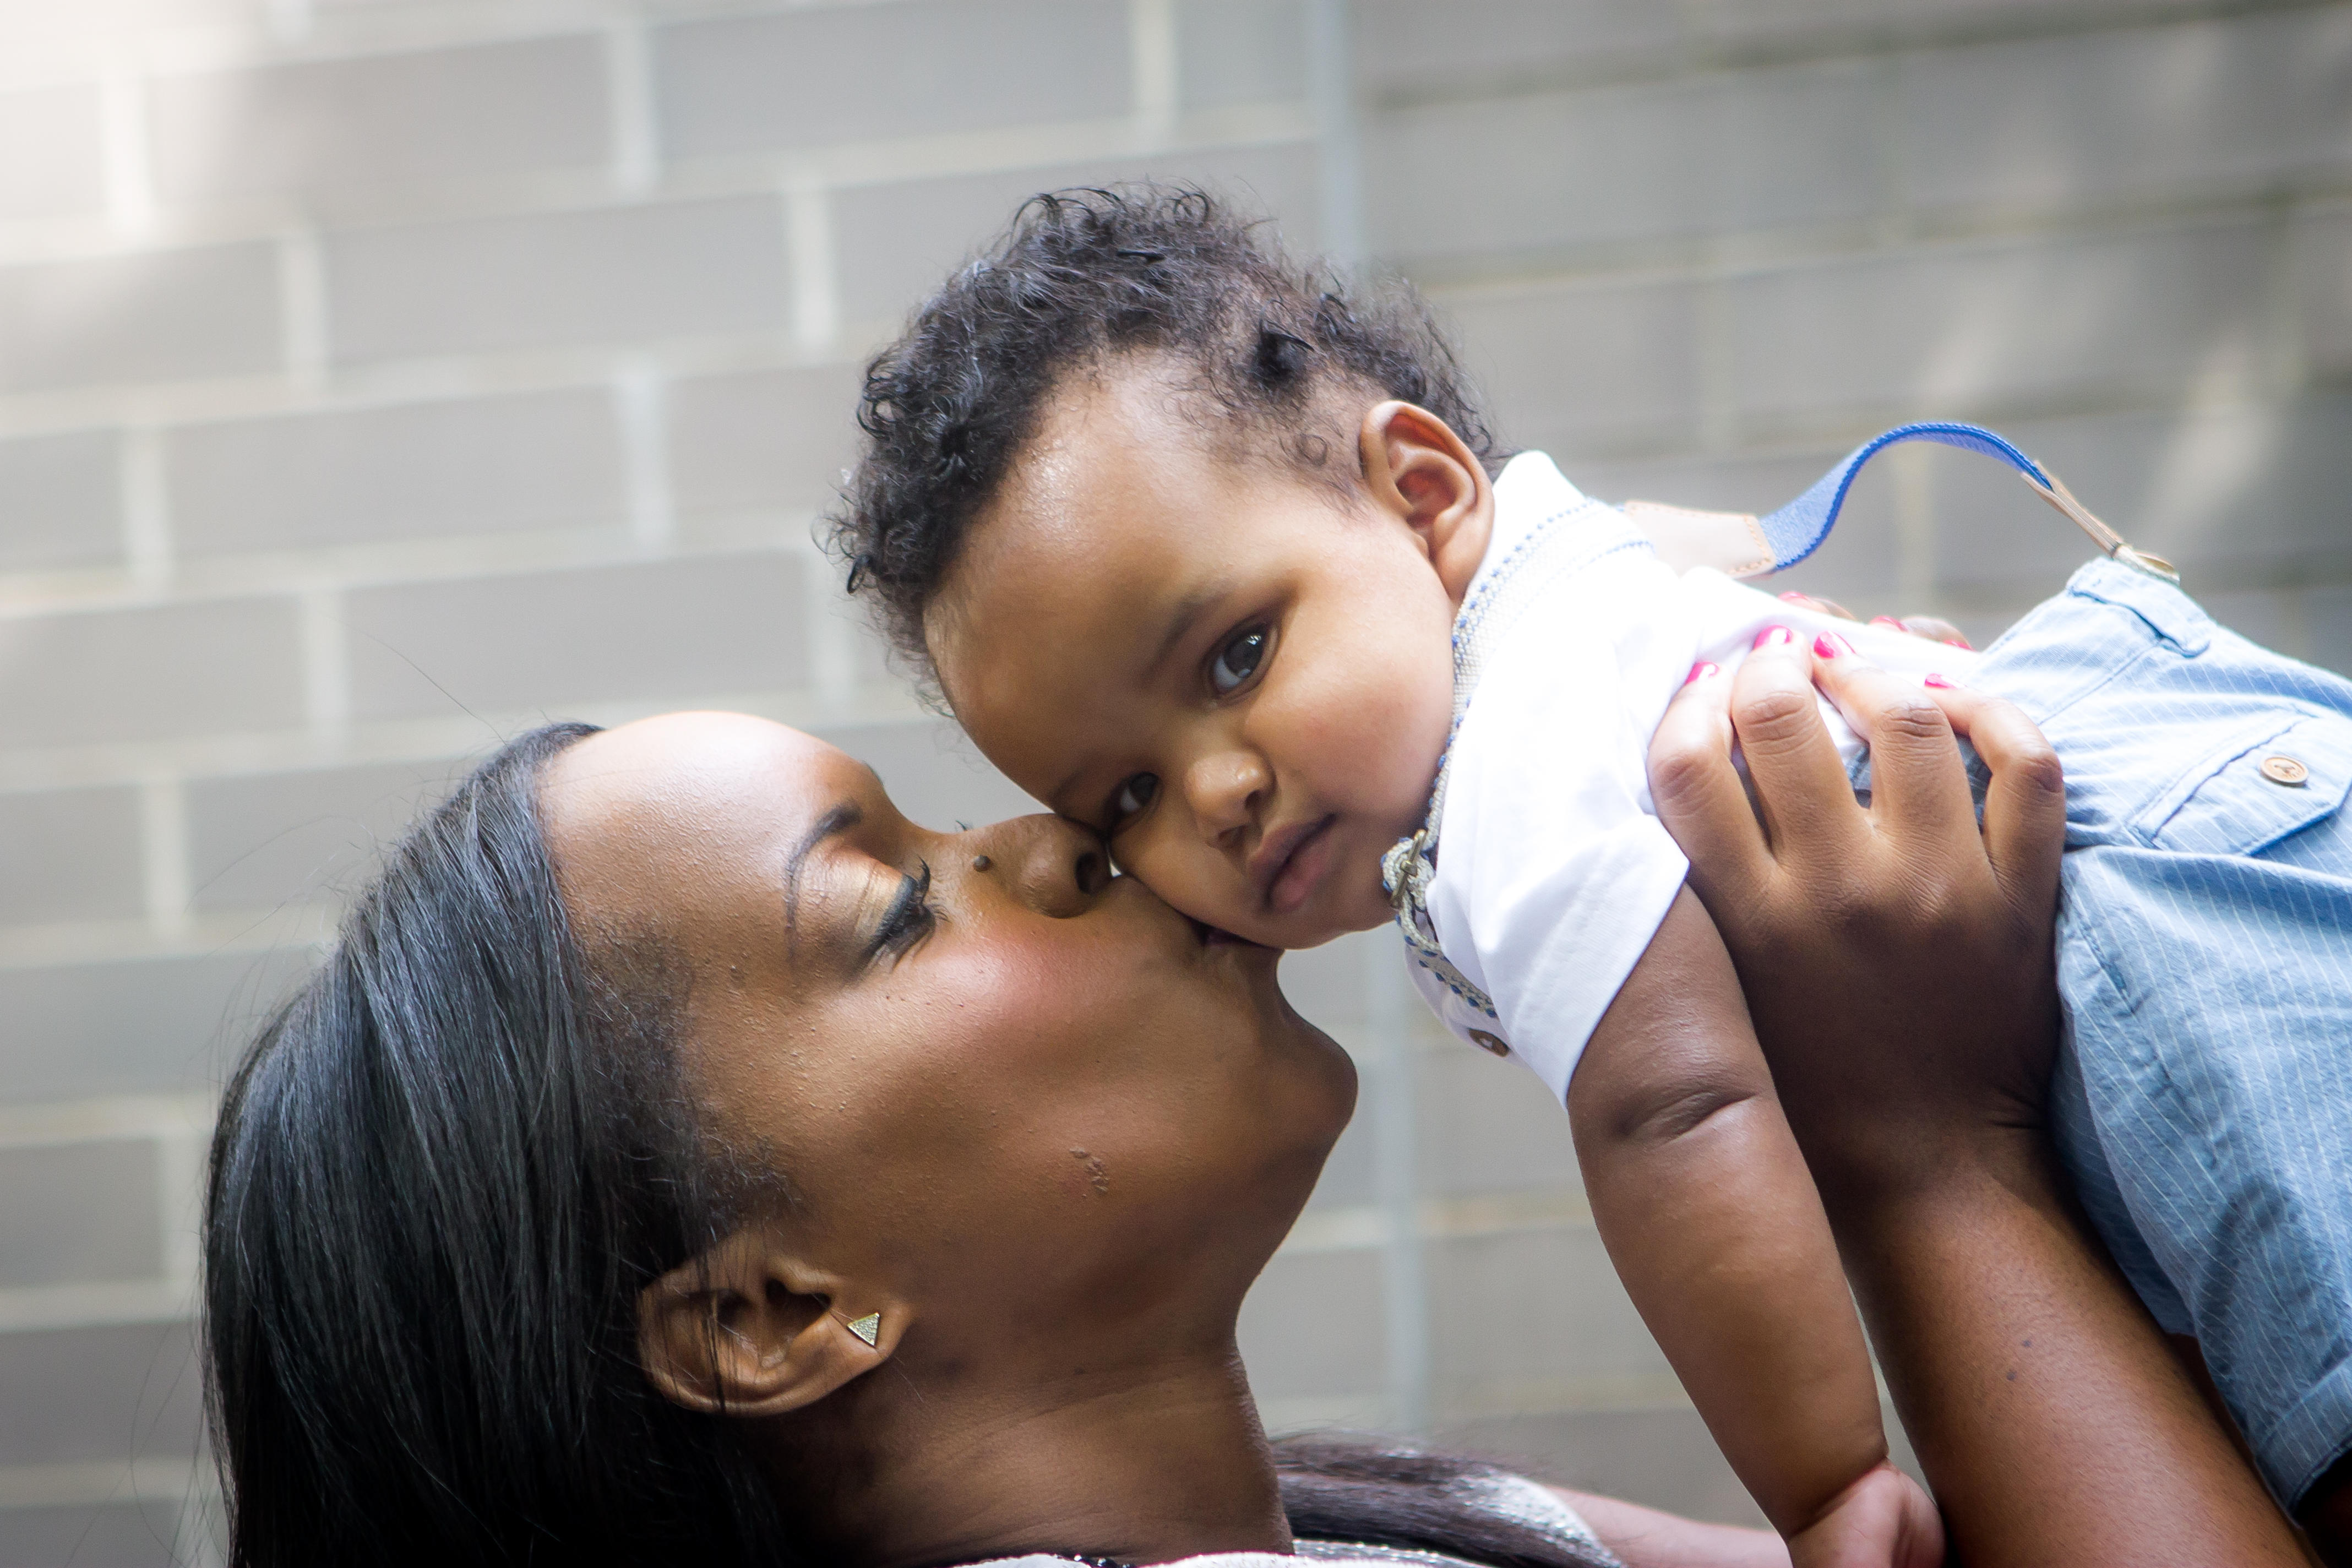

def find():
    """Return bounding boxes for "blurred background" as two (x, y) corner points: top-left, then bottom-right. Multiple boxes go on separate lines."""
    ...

(0, 0), (2346, 1560)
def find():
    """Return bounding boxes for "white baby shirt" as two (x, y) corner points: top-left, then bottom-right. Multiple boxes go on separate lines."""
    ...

(1397, 451), (1977, 1101)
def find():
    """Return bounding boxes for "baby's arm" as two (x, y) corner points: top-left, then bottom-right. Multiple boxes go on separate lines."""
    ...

(1567, 886), (1935, 1566)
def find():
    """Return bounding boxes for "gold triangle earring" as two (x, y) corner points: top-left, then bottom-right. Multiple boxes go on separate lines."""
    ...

(846, 1312), (881, 1347)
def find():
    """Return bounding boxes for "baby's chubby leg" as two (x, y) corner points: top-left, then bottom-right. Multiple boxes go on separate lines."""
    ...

(1570, 887), (1940, 1568)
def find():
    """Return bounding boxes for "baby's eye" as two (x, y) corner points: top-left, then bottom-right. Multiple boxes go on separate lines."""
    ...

(1114, 774), (1159, 824)
(1208, 625), (1269, 695)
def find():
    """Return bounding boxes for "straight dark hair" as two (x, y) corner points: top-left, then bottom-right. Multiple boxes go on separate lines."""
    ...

(204, 722), (794, 1566)
(203, 721), (1609, 1568)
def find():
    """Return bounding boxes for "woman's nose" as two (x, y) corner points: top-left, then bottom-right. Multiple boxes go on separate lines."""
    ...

(1183, 749), (1268, 844)
(962, 814), (1109, 918)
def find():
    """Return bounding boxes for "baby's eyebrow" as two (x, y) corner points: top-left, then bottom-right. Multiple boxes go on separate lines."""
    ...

(1147, 576), (1234, 675)
(1046, 575), (1239, 815)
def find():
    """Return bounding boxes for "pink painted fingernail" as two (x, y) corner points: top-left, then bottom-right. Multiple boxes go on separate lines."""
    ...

(1684, 661), (1719, 686)
(1778, 591), (1812, 605)
(1753, 624), (1795, 651)
(1814, 631), (1854, 660)
(1943, 635), (1975, 651)
(1924, 673), (1956, 689)
(1869, 615), (1905, 630)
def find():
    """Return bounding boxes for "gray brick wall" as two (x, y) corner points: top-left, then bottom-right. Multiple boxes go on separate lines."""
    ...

(2, 2), (2346, 1560)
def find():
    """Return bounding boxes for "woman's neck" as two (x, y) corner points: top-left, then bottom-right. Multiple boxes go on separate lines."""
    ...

(772, 1344), (1292, 1567)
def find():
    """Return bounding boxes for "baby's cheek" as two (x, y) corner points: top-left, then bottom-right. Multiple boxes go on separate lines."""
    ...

(1293, 684), (1446, 824)
(1122, 829), (1259, 933)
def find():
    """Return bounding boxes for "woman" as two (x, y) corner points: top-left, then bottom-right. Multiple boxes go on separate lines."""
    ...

(204, 667), (2301, 1565)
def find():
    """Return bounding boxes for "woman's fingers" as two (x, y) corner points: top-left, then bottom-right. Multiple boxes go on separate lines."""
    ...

(1729, 629), (1872, 863)
(1806, 634), (1978, 852)
(1778, 590), (1858, 622)
(1869, 613), (1973, 649)
(1921, 678), (2067, 923)
(1647, 662), (1773, 910)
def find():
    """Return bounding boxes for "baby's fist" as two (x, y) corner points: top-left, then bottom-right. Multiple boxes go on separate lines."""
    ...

(1786, 1463), (1942, 1568)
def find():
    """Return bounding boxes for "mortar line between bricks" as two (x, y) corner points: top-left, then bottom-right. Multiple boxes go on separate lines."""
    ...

(95, 56), (155, 241)
(0, 104), (1320, 270)
(0, 682), (932, 794)
(275, 224), (329, 393)
(1397, 178), (2352, 295)
(1128, 0), (1178, 149)
(1365, 0), (2343, 113)
(9, 384), (2349, 623)
(0, 516), (840, 616)
(612, 362), (678, 552)
(1, 179), (2339, 437)
(0, 1278), (195, 1336)
(118, 427), (172, 592)
(0, 908), (334, 972)
(783, 171), (839, 358)
(0, 1092), (214, 1150)
(0, 337), (870, 441)
(135, 778), (193, 939)
(1, 0), (2316, 100)
(604, 17), (660, 198)
(0, 1456), (217, 1512)
(155, 1119), (206, 1290)
(297, 586), (353, 737)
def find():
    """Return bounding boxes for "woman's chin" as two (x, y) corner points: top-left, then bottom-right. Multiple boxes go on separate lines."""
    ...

(1186, 915), (1272, 952)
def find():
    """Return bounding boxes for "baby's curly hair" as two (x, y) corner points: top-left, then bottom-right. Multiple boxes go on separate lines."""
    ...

(825, 183), (1505, 694)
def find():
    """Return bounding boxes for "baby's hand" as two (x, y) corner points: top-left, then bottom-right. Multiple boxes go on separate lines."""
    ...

(1784, 1463), (1942, 1568)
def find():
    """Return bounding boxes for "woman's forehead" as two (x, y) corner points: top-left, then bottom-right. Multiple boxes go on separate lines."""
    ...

(541, 714), (885, 914)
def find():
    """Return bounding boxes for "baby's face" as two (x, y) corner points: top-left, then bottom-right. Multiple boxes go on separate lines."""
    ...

(930, 371), (1468, 949)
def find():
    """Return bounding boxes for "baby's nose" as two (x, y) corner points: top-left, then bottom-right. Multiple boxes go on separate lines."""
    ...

(1184, 750), (1269, 839)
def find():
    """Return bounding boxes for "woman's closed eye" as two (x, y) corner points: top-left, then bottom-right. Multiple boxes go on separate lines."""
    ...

(866, 861), (937, 962)
(1207, 623), (1270, 696)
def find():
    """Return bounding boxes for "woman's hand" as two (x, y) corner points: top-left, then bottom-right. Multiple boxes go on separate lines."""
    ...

(1645, 632), (2305, 1567)
(1646, 632), (2064, 1210)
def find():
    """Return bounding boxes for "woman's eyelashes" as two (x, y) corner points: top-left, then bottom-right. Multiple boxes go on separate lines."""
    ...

(865, 860), (937, 961)
(1207, 623), (1270, 696)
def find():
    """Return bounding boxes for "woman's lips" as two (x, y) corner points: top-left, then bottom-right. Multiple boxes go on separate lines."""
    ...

(1260, 815), (1337, 917)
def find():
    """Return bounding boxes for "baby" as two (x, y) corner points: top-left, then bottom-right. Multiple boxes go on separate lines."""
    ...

(832, 188), (2352, 1562)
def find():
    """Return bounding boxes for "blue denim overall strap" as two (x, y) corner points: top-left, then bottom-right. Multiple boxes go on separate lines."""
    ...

(1756, 420), (2181, 582)
(1630, 420), (2180, 585)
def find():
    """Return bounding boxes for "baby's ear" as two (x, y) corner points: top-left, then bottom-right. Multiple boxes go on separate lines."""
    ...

(1358, 401), (1493, 603)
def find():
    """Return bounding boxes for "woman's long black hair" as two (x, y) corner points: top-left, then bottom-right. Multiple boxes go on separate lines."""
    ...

(203, 721), (1611, 1568)
(204, 722), (792, 1566)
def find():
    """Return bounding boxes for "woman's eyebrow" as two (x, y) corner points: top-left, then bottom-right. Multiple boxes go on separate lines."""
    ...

(783, 800), (863, 933)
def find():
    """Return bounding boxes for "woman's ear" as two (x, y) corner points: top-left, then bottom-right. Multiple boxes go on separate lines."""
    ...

(1358, 400), (1494, 603)
(636, 1228), (902, 1419)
